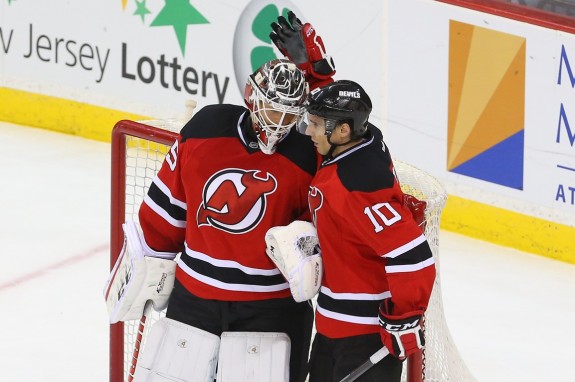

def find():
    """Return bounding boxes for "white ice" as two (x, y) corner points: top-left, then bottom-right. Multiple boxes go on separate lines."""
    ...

(0, 121), (573, 381)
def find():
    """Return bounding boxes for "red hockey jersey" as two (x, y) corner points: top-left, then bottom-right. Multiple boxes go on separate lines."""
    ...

(139, 104), (318, 301)
(310, 125), (436, 338)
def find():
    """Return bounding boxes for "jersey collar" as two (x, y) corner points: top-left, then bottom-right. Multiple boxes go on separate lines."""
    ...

(237, 111), (261, 153)
(322, 133), (375, 166)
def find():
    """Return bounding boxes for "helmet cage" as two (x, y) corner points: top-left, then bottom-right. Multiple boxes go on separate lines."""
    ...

(244, 59), (308, 154)
(249, 80), (305, 154)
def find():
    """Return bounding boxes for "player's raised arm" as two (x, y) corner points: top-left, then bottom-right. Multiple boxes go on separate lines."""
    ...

(270, 11), (336, 89)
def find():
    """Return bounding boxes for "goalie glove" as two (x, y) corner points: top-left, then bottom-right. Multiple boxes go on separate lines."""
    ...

(378, 299), (425, 359)
(103, 220), (177, 323)
(265, 220), (323, 302)
(270, 11), (335, 89)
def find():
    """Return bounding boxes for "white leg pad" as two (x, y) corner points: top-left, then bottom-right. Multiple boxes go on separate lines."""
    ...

(133, 317), (220, 382)
(216, 332), (291, 382)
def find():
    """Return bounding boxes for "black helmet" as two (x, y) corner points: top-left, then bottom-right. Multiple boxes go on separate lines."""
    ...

(305, 80), (372, 139)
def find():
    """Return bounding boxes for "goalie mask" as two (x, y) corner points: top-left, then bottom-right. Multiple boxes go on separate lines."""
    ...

(298, 80), (372, 140)
(244, 59), (308, 154)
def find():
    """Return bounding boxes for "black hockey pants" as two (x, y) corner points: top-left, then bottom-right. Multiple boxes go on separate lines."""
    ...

(308, 332), (403, 382)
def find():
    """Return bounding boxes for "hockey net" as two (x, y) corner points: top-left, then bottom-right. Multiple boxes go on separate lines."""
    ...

(109, 119), (476, 382)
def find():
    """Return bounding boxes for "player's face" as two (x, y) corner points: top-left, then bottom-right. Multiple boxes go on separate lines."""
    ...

(305, 114), (331, 155)
(260, 100), (299, 128)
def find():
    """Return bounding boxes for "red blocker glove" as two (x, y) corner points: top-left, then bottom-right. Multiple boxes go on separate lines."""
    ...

(270, 11), (335, 88)
(403, 194), (427, 233)
(378, 300), (425, 359)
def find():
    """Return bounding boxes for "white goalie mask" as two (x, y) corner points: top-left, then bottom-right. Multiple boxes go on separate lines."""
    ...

(244, 59), (308, 154)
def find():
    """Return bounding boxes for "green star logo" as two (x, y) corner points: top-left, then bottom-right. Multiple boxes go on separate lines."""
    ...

(151, 0), (208, 55)
(133, 0), (151, 23)
(124, 0), (209, 56)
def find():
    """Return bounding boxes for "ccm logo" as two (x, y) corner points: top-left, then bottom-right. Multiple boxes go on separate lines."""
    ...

(380, 319), (420, 332)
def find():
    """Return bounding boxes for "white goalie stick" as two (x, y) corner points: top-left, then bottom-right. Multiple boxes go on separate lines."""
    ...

(127, 300), (153, 382)
(338, 347), (390, 382)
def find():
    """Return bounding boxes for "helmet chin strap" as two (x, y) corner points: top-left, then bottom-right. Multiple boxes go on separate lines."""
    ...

(325, 133), (359, 158)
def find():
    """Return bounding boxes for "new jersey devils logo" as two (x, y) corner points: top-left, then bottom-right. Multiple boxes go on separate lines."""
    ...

(308, 186), (324, 226)
(197, 169), (277, 234)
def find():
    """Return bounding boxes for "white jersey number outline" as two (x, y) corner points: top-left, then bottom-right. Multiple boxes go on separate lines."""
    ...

(166, 139), (179, 171)
(363, 202), (401, 233)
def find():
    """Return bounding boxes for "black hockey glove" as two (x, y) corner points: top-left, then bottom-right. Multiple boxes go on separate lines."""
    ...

(270, 11), (335, 88)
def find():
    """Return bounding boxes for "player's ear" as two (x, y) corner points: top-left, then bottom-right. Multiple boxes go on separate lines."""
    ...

(339, 122), (352, 138)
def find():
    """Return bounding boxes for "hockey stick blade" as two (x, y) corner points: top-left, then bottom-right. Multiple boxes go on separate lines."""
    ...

(338, 347), (390, 382)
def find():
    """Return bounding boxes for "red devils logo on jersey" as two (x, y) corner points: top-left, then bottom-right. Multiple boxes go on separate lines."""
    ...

(197, 169), (278, 233)
(308, 186), (324, 226)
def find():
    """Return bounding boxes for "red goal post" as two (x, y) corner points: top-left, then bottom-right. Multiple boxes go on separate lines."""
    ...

(110, 120), (179, 382)
(109, 119), (476, 382)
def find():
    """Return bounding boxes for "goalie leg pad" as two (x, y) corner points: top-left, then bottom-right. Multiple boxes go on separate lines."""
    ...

(133, 317), (220, 382)
(216, 332), (291, 382)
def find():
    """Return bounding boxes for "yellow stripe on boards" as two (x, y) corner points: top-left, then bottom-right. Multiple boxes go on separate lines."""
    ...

(442, 195), (575, 264)
(0, 87), (149, 143)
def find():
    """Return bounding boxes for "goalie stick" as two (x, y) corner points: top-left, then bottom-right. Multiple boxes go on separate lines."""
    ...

(123, 99), (197, 382)
(127, 300), (153, 382)
(338, 347), (390, 382)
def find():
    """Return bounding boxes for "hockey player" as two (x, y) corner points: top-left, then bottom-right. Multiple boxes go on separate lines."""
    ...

(104, 10), (343, 381)
(104, 58), (330, 382)
(297, 81), (437, 381)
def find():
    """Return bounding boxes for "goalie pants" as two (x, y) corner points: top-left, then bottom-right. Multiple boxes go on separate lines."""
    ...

(166, 279), (314, 382)
(308, 332), (403, 382)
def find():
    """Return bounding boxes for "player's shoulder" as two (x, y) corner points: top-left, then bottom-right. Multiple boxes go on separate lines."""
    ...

(180, 104), (247, 141)
(275, 129), (318, 177)
(336, 123), (396, 192)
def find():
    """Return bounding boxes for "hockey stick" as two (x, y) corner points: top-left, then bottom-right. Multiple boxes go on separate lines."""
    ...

(338, 347), (390, 382)
(127, 300), (153, 382)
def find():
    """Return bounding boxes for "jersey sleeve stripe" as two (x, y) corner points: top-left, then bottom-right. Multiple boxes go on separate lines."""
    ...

(320, 286), (391, 301)
(318, 290), (384, 318)
(385, 257), (435, 274)
(143, 194), (186, 228)
(316, 305), (379, 326)
(147, 180), (187, 219)
(153, 177), (187, 209)
(382, 234), (427, 258)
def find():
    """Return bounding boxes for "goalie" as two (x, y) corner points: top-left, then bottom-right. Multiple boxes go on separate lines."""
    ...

(103, 9), (348, 381)
(103, 41), (339, 380)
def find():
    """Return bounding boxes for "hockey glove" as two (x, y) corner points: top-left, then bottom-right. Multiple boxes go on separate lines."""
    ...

(378, 299), (425, 359)
(270, 11), (335, 88)
(403, 193), (427, 232)
(103, 221), (177, 323)
(265, 220), (323, 302)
